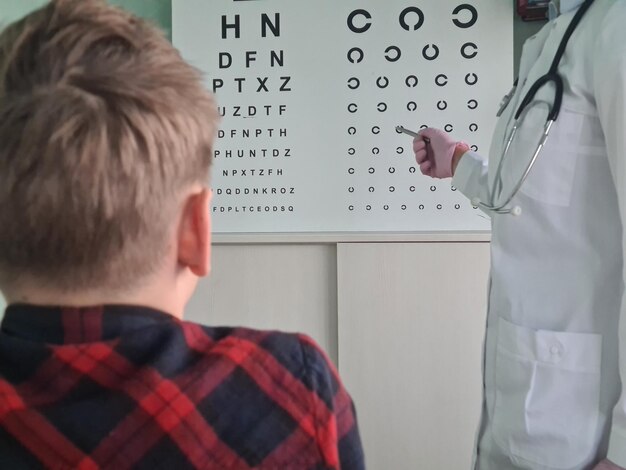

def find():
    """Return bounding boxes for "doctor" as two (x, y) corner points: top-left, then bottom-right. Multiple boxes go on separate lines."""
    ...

(414, 0), (625, 469)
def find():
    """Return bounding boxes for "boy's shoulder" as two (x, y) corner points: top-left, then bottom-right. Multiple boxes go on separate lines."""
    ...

(177, 319), (337, 386)
(169, 319), (341, 406)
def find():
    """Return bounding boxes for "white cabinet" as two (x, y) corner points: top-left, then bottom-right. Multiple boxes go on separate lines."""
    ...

(337, 243), (490, 469)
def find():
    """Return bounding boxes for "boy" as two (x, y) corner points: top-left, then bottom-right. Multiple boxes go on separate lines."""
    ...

(0, 1), (364, 468)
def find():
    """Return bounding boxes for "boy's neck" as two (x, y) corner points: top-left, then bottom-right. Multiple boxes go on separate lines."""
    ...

(2, 281), (186, 319)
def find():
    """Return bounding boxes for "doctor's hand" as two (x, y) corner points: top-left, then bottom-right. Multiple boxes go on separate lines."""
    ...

(594, 459), (626, 470)
(412, 128), (469, 179)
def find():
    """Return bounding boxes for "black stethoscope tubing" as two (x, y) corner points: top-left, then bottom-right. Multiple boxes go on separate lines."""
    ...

(479, 0), (596, 215)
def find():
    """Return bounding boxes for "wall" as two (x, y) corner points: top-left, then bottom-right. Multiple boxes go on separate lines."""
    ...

(0, 2), (545, 468)
(1, 0), (171, 37)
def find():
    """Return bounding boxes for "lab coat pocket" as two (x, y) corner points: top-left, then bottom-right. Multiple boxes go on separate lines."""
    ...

(507, 107), (584, 207)
(492, 317), (602, 469)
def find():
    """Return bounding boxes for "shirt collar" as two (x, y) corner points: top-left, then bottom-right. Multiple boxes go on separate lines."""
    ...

(1, 304), (177, 344)
(549, 0), (585, 19)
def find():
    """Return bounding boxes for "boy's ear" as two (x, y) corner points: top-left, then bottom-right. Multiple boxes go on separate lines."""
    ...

(177, 188), (211, 277)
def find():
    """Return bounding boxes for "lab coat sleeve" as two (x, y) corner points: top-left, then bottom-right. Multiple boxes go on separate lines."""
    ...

(451, 150), (490, 206)
(593, 3), (626, 466)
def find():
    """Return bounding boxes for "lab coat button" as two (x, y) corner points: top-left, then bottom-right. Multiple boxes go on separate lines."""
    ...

(549, 343), (563, 358)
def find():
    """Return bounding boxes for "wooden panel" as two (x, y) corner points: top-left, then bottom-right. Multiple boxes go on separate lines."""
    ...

(338, 243), (490, 470)
(185, 244), (338, 363)
(212, 231), (490, 245)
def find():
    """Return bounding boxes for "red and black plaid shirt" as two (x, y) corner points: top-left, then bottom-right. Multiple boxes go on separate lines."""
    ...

(0, 305), (364, 469)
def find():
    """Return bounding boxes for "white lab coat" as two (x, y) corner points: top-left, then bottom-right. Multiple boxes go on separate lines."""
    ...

(452, 1), (626, 469)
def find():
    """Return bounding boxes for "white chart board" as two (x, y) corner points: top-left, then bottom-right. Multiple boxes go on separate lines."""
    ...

(172, 0), (513, 234)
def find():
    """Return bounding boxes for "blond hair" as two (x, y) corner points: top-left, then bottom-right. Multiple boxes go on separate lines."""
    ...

(0, 0), (218, 291)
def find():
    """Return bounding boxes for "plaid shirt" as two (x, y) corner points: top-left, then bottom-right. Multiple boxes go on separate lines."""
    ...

(0, 305), (364, 470)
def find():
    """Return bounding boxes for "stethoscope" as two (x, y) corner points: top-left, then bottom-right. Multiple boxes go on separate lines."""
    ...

(476, 0), (595, 216)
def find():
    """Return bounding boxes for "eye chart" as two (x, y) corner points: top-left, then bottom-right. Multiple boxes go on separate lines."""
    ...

(172, 0), (513, 234)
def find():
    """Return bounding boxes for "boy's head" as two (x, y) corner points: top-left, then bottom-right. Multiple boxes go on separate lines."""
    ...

(0, 0), (218, 312)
